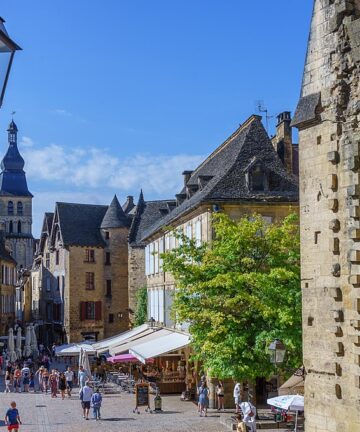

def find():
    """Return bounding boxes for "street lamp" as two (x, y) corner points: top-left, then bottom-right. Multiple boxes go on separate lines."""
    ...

(0, 17), (21, 108)
(268, 339), (286, 366)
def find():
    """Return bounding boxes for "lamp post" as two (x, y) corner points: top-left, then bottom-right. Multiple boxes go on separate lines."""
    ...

(0, 17), (21, 108)
(268, 339), (286, 367)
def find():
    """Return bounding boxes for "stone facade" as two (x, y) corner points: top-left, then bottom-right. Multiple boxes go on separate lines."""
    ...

(292, 1), (360, 430)
(0, 239), (17, 335)
(128, 246), (146, 315)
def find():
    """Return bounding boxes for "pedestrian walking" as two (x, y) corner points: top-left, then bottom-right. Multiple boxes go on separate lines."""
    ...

(13, 367), (21, 393)
(4, 371), (11, 393)
(64, 367), (74, 398)
(79, 381), (93, 420)
(216, 380), (225, 411)
(197, 382), (209, 417)
(49, 369), (58, 398)
(35, 366), (44, 392)
(29, 373), (35, 393)
(78, 365), (88, 390)
(20, 365), (30, 393)
(42, 368), (49, 393)
(233, 381), (242, 414)
(5, 401), (22, 431)
(58, 372), (66, 400)
(91, 387), (102, 420)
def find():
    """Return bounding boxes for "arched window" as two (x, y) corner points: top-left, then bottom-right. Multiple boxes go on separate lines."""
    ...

(9, 221), (13, 233)
(17, 202), (23, 216)
(17, 221), (21, 234)
(7, 201), (13, 216)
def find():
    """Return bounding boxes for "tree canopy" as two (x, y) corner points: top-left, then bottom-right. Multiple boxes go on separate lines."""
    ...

(161, 213), (301, 380)
(134, 286), (148, 327)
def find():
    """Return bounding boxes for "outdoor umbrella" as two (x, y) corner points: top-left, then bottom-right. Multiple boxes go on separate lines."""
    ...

(23, 326), (32, 357)
(7, 328), (17, 362)
(15, 327), (22, 360)
(79, 347), (92, 379)
(267, 394), (304, 432)
(30, 325), (39, 358)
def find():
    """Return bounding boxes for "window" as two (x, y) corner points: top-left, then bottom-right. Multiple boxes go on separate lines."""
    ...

(105, 231), (110, 240)
(106, 280), (112, 297)
(46, 303), (52, 321)
(7, 201), (13, 216)
(56, 276), (60, 291)
(46, 277), (51, 292)
(105, 252), (111, 265)
(80, 301), (102, 321)
(55, 250), (60, 265)
(9, 221), (13, 234)
(53, 303), (61, 321)
(145, 245), (150, 276)
(195, 220), (202, 246)
(251, 166), (265, 191)
(17, 202), (23, 216)
(186, 224), (192, 239)
(17, 221), (21, 234)
(85, 249), (95, 263)
(45, 253), (50, 268)
(85, 272), (95, 290)
(109, 313), (114, 323)
(154, 242), (159, 274)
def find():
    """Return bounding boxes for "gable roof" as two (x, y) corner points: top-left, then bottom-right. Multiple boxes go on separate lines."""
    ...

(55, 202), (108, 247)
(141, 115), (298, 241)
(38, 212), (54, 254)
(129, 191), (175, 247)
(101, 195), (131, 229)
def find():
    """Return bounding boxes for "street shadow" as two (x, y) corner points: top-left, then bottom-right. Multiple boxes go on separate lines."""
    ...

(102, 417), (136, 422)
(154, 411), (181, 414)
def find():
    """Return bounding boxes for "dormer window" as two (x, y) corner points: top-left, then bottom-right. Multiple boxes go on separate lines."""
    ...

(8, 201), (13, 215)
(249, 164), (268, 192)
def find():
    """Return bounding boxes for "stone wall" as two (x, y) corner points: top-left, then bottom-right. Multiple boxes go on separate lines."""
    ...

(294, 0), (360, 430)
(128, 245), (146, 319)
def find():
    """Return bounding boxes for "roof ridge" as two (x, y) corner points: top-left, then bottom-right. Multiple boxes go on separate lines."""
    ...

(56, 202), (108, 208)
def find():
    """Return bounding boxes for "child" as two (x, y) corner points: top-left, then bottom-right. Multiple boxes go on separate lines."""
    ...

(91, 388), (102, 420)
(5, 401), (22, 431)
(4, 371), (11, 393)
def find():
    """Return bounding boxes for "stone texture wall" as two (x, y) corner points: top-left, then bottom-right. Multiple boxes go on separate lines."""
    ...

(295, 1), (360, 430)
(128, 246), (146, 319)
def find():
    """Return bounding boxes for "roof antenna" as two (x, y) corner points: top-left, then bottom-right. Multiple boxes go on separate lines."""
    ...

(11, 111), (16, 120)
(255, 100), (274, 134)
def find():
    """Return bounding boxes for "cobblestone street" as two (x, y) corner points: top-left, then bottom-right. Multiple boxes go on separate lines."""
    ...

(0, 391), (225, 432)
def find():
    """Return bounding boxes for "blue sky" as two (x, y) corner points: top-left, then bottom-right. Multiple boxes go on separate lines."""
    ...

(1, 1), (313, 235)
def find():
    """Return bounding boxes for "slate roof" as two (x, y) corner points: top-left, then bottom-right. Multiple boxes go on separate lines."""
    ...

(101, 195), (131, 229)
(0, 120), (32, 197)
(55, 202), (108, 247)
(141, 115), (299, 241)
(38, 212), (54, 254)
(291, 92), (321, 129)
(122, 196), (135, 214)
(129, 191), (176, 247)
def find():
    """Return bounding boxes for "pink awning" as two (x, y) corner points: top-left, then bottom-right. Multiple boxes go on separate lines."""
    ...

(107, 354), (154, 364)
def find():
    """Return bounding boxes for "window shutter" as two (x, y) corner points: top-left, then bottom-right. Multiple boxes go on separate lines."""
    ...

(80, 302), (86, 321)
(53, 304), (57, 320)
(95, 301), (102, 321)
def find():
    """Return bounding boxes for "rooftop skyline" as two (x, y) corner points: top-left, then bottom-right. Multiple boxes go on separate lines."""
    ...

(1, 0), (313, 235)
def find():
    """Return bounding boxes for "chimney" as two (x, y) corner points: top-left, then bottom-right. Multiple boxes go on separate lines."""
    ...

(182, 170), (193, 186)
(272, 111), (293, 174)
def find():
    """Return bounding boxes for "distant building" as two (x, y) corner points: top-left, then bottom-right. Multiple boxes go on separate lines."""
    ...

(142, 114), (299, 328)
(32, 196), (132, 344)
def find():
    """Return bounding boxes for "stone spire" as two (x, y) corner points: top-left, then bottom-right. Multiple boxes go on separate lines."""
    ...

(101, 195), (130, 229)
(0, 120), (32, 196)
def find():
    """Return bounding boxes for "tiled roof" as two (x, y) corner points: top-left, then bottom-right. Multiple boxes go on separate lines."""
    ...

(56, 202), (108, 247)
(129, 191), (176, 247)
(141, 115), (298, 241)
(101, 195), (131, 229)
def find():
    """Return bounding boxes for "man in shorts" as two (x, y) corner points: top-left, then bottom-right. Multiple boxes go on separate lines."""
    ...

(64, 367), (74, 398)
(5, 401), (22, 431)
(79, 381), (93, 420)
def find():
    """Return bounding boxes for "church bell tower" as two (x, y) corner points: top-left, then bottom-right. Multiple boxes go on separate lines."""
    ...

(0, 120), (34, 270)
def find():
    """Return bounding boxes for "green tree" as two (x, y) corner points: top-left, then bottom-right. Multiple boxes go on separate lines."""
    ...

(134, 286), (148, 326)
(161, 213), (301, 380)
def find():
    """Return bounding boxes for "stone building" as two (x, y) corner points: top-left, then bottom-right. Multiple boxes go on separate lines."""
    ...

(0, 120), (34, 270)
(142, 114), (299, 328)
(291, 1), (360, 430)
(0, 232), (17, 335)
(32, 196), (132, 344)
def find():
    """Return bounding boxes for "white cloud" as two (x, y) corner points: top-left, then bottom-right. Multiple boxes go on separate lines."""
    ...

(53, 108), (73, 117)
(22, 143), (203, 197)
(19, 136), (34, 147)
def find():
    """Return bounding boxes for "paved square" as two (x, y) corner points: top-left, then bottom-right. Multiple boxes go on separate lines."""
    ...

(0, 391), (225, 432)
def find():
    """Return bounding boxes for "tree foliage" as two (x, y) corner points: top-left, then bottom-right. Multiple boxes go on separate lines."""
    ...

(161, 213), (301, 380)
(134, 286), (148, 327)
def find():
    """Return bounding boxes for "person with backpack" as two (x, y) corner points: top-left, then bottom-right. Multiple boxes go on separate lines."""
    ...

(91, 388), (102, 420)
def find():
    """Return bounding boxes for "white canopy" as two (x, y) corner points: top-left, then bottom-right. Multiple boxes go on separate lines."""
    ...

(93, 324), (150, 354)
(130, 331), (190, 364)
(55, 343), (96, 357)
(108, 328), (173, 356)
